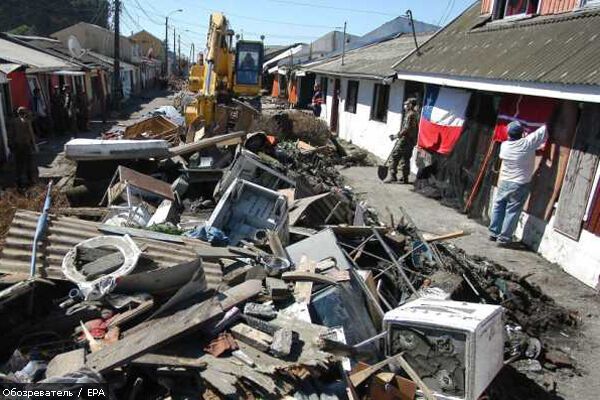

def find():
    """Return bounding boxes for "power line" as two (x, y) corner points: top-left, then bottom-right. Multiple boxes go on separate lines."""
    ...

(199, 5), (340, 29)
(126, 0), (165, 26)
(264, 0), (396, 17)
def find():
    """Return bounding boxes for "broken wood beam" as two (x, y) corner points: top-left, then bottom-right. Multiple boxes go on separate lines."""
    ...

(282, 271), (338, 286)
(230, 323), (273, 352)
(132, 353), (207, 369)
(422, 230), (468, 242)
(168, 131), (248, 157)
(86, 280), (262, 373)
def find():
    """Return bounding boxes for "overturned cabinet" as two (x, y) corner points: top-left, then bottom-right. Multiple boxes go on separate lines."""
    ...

(214, 149), (295, 199)
(208, 178), (289, 246)
(384, 298), (504, 400)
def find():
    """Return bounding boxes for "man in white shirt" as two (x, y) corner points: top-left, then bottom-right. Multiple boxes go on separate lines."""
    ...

(489, 121), (548, 246)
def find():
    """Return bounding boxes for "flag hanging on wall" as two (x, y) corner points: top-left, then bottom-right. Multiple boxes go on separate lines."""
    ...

(418, 85), (471, 155)
(493, 94), (558, 142)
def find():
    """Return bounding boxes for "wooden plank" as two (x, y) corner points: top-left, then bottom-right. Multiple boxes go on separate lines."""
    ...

(294, 256), (316, 304)
(230, 323), (273, 352)
(108, 299), (154, 328)
(526, 101), (578, 220)
(282, 271), (338, 286)
(422, 230), (468, 242)
(132, 353), (207, 369)
(86, 280), (262, 373)
(168, 131), (247, 157)
(554, 104), (600, 240)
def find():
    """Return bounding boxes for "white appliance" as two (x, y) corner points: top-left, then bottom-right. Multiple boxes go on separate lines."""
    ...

(383, 298), (504, 400)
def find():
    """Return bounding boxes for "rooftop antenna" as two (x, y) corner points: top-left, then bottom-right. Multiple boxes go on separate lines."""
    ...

(405, 10), (420, 55)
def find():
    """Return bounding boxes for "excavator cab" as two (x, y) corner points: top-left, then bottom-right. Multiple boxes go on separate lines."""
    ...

(234, 41), (264, 97)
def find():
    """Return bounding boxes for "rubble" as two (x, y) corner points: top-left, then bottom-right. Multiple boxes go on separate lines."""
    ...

(0, 98), (581, 400)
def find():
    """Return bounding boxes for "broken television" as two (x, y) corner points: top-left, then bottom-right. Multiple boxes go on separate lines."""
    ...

(388, 325), (466, 397)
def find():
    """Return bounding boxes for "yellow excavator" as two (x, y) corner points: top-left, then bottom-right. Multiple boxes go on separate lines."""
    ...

(185, 12), (264, 127)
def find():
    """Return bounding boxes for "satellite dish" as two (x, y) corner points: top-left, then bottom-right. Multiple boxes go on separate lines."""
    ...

(68, 35), (85, 59)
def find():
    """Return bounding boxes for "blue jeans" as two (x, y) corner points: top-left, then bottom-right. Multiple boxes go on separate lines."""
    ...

(489, 180), (530, 243)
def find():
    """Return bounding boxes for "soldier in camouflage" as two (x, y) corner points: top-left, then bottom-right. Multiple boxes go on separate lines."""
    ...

(385, 98), (419, 184)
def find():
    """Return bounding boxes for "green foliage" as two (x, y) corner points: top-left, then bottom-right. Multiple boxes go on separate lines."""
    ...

(0, 0), (111, 37)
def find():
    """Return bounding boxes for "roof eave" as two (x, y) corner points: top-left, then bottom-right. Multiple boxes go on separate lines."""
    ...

(395, 71), (600, 103)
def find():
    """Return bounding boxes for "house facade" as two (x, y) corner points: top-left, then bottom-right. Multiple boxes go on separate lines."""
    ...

(306, 33), (434, 160)
(394, 0), (600, 288)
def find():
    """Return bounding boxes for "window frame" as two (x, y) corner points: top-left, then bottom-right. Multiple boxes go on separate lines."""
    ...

(581, 0), (600, 8)
(345, 80), (359, 114)
(370, 83), (390, 123)
(492, 0), (540, 20)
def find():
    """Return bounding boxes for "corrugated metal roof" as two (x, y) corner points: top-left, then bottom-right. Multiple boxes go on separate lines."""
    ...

(0, 210), (222, 289)
(306, 33), (434, 80)
(0, 37), (78, 73)
(395, 2), (600, 86)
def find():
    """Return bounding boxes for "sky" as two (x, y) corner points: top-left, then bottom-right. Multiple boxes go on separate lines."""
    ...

(119, 0), (476, 59)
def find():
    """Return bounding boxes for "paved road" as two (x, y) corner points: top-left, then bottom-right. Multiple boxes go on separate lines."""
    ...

(341, 166), (600, 400)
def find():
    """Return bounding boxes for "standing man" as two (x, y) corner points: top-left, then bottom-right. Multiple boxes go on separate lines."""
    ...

(8, 107), (38, 189)
(311, 83), (324, 117)
(489, 121), (547, 246)
(62, 85), (77, 135)
(385, 98), (419, 184)
(50, 85), (64, 135)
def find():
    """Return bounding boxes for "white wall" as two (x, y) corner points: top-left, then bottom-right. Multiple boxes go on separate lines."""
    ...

(315, 74), (406, 160)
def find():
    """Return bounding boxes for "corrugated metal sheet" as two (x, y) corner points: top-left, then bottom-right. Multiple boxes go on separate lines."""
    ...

(481, 0), (494, 14)
(0, 210), (222, 288)
(395, 2), (600, 86)
(307, 33), (434, 80)
(0, 37), (78, 72)
(541, 0), (579, 15)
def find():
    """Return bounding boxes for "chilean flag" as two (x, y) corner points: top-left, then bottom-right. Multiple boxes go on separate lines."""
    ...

(418, 85), (471, 155)
(493, 94), (558, 142)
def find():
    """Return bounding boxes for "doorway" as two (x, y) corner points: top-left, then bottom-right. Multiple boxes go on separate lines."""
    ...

(331, 78), (341, 133)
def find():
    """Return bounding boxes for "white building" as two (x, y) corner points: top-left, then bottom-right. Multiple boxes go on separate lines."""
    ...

(306, 33), (434, 160)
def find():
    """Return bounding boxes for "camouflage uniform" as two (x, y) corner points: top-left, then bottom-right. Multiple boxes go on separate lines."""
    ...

(389, 109), (419, 182)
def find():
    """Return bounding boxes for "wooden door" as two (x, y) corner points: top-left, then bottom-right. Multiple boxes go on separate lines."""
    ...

(331, 78), (340, 133)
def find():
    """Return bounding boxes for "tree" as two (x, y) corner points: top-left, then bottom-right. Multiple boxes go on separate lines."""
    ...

(0, 0), (111, 37)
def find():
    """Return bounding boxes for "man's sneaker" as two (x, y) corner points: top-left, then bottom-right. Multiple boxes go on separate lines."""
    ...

(489, 235), (497, 242)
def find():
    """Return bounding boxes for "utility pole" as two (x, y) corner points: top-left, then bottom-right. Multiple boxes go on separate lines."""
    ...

(164, 17), (169, 75)
(178, 34), (181, 75)
(113, 0), (121, 109)
(173, 27), (176, 72)
(341, 21), (347, 66)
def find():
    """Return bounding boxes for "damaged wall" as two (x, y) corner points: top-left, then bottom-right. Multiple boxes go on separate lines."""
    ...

(512, 163), (600, 289)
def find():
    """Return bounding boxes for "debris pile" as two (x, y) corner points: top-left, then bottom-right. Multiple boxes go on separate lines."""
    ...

(0, 98), (579, 399)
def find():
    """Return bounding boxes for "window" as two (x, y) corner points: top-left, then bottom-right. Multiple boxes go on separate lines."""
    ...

(370, 84), (390, 122)
(493, 0), (539, 19)
(235, 41), (264, 86)
(582, 0), (600, 7)
(320, 76), (328, 104)
(345, 80), (359, 113)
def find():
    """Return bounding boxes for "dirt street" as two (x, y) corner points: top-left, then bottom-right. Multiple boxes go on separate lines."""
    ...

(341, 166), (600, 400)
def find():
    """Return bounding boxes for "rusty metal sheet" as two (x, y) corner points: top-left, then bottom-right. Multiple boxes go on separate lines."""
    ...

(0, 210), (222, 289)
